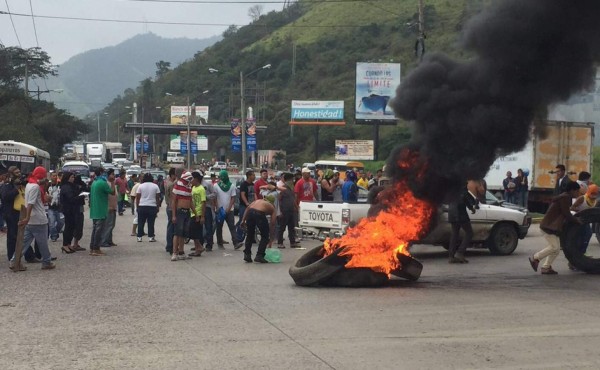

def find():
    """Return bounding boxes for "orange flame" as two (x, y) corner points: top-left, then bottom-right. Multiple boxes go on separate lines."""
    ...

(323, 152), (435, 276)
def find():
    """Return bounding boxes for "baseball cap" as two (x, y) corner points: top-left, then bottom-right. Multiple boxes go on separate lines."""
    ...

(302, 167), (311, 174)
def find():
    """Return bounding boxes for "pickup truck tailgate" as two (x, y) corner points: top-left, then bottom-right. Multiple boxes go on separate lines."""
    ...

(299, 202), (342, 229)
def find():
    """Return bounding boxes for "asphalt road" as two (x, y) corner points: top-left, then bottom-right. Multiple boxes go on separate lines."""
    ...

(2, 212), (600, 369)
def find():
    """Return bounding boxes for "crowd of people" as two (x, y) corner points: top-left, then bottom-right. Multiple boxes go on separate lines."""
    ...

(3, 160), (595, 274)
(2, 163), (385, 269)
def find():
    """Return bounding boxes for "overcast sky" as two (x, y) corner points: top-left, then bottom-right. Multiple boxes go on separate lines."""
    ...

(0, 0), (282, 64)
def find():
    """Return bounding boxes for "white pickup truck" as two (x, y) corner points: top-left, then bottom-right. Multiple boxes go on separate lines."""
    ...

(299, 192), (531, 256)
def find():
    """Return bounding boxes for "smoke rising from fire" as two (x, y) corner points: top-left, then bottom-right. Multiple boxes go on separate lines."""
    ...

(390, 0), (600, 204)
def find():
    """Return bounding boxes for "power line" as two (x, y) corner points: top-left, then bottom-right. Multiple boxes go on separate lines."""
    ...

(4, 0), (22, 47)
(29, 0), (48, 92)
(0, 10), (395, 28)
(127, 0), (371, 3)
(28, 0), (40, 47)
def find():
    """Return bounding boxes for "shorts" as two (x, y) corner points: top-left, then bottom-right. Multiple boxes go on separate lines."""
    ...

(188, 217), (204, 241)
(174, 208), (191, 237)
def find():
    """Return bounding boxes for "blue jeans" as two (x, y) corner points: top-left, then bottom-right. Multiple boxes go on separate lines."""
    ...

(101, 210), (116, 246)
(166, 209), (174, 252)
(216, 211), (238, 246)
(11, 224), (52, 265)
(580, 223), (593, 254)
(236, 203), (247, 241)
(118, 194), (126, 214)
(47, 208), (64, 241)
(90, 218), (107, 250)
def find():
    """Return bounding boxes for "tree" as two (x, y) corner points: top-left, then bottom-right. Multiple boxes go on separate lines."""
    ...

(155, 60), (171, 79)
(222, 25), (239, 38)
(248, 5), (264, 21)
(0, 47), (57, 88)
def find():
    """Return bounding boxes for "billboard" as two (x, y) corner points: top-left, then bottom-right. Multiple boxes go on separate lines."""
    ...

(291, 101), (344, 120)
(246, 118), (257, 152)
(355, 62), (401, 123)
(231, 119), (241, 152)
(172, 134), (207, 152)
(335, 140), (374, 160)
(135, 134), (151, 153)
(290, 100), (345, 125)
(180, 131), (200, 154)
(170, 106), (209, 125)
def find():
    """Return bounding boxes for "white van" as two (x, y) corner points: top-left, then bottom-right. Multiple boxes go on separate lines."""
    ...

(166, 151), (185, 164)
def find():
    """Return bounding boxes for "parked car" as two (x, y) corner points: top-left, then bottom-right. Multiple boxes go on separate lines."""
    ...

(299, 195), (530, 256)
(212, 161), (227, 170)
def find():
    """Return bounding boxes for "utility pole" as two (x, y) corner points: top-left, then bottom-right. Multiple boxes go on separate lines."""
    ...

(416, 0), (426, 62)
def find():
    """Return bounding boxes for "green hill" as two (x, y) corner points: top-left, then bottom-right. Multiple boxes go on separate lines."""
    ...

(100, 0), (491, 165)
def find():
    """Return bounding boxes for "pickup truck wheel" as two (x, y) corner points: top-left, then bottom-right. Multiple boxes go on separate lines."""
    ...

(563, 208), (600, 273)
(288, 246), (349, 286)
(486, 223), (518, 255)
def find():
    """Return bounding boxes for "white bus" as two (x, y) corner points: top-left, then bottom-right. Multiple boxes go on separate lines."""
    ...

(62, 161), (91, 182)
(166, 151), (185, 164)
(0, 140), (51, 174)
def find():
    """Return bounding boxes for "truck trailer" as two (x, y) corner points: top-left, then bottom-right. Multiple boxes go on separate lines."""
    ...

(485, 120), (594, 212)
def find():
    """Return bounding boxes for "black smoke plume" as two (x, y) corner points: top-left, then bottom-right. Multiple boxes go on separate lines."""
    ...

(390, 0), (600, 204)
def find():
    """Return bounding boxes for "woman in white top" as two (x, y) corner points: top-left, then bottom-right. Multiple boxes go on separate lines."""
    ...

(136, 173), (161, 242)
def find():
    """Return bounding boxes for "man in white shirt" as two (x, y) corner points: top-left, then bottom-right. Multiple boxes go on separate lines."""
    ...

(214, 170), (242, 249)
(10, 166), (55, 271)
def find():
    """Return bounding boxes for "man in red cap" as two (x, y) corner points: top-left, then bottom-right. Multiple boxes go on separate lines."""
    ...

(10, 166), (55, 270)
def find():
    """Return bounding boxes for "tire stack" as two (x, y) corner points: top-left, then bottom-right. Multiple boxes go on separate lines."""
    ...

(289, 246), (423, 287)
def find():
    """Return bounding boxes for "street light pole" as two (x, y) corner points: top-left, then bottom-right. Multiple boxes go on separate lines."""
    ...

(240, 71), (246, 174)
(141, 105), (145, 166)
(186, 96), (192, 169)
(96, 112), (101, 142)
(238, 63), (271, 174)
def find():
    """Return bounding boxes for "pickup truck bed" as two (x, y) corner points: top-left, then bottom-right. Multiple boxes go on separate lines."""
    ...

(299, 201), (369, 240)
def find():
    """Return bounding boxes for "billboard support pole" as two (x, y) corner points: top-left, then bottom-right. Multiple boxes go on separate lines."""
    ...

(314, 125), (320, 161)
(373, 122), (380, 161)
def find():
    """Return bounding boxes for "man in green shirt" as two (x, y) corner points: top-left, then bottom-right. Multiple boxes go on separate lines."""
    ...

(89, 168), (115, 256)
(188, 171), (206, 257)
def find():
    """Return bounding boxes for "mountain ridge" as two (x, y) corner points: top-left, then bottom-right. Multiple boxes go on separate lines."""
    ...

(46, 32), (220, 117)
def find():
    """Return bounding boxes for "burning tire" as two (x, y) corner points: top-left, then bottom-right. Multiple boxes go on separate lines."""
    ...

(562, 208), (600, 274)
(486, 223), (518, 255)
(288, 246), (349, 286)
(320, 268), (389, 287)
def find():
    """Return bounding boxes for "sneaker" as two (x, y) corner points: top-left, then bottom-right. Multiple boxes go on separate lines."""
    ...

(137, 237), (142, 242)
(222, 240), (230, 244)
(277, 244), (286, 249)
(254, 256), (268, 263)
(243, 253), (252, 263)
(171, 253), (178, 261)
(234, 242), (244, 250)
(148, 237), (157, 242)
(205, 245), (213, 252)
(41, 263), (56, 270)
(109, 243), (118, 247)
(290, 243), (301, 249)
(178, 254), (191, 260)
